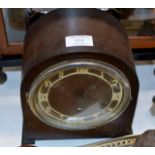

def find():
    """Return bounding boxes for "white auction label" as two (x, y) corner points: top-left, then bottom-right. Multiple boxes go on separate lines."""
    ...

(65, 35), (94, 47)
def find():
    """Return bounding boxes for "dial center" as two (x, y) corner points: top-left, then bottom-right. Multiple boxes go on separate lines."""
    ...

(48, 74), (112, 116)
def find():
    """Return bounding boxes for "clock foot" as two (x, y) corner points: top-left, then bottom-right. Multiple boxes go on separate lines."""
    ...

(0, 68), (7, 84)
(153, 95), (155, 103)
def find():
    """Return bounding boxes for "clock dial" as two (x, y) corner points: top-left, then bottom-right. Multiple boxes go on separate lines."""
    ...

(28, 59), (131, 130)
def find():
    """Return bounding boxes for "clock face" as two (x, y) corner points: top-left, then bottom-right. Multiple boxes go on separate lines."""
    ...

(28, 59), (131, 130)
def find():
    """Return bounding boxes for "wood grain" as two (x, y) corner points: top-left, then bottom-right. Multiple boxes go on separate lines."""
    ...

(0, 9), (8, 56)
(0, 9), (23, 56)
(1, 8), (155, 57)
(129, 36), (155, 49)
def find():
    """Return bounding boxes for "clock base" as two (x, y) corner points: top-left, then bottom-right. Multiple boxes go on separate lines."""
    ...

(21, 104), (134, 145)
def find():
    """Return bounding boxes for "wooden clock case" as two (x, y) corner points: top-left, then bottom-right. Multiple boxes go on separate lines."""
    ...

(19, 9), (139, 145)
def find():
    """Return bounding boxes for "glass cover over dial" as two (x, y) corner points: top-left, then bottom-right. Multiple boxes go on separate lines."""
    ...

(28, 59), (131, 130)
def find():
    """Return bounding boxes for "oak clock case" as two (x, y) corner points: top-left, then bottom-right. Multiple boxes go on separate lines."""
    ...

(21, 9), (139, 145)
